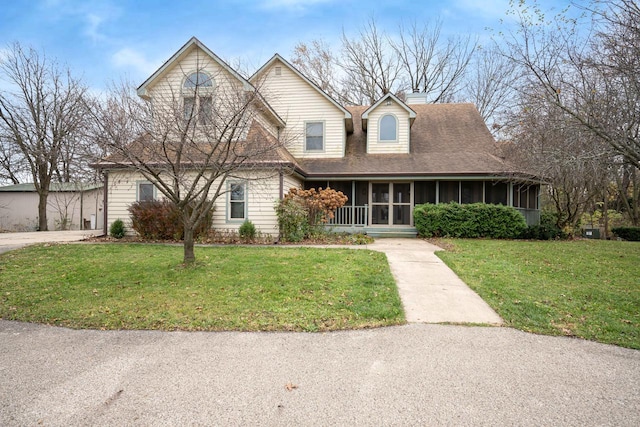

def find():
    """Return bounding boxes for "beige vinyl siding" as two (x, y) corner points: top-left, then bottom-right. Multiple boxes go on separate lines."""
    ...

(367, 102), (410, 154)
(283, 173), (303, 194)
(107, 170), (283, 236)
(107, 171), (145, 235)
(147, 48), (241, 101)
(258, 59), (346, 159)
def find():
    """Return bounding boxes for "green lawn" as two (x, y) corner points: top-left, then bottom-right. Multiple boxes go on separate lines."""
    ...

(436, 239), (640, 349)
(0, 244), (404, 332)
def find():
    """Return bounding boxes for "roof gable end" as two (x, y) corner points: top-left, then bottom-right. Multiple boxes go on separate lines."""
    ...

(250, 54), (353, 131)
(361, 93), (416, 131)
(137, 36), (252, 99)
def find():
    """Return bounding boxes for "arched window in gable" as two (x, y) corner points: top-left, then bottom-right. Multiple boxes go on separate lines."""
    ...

(184, 72), (213, 89)
(379, 114), (397, 142)
(183, 72), (213, 124)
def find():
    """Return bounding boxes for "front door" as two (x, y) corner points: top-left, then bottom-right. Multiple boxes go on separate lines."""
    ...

(371, 182), (412, 226)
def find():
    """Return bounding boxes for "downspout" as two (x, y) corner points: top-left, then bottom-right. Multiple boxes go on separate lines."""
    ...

(279, 170), (284, 200)
(80, 189), (84, 230)
(102, 172), (108, 236)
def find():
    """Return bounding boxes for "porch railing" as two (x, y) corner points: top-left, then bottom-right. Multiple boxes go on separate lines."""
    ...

(515, 208), (541, 226)
(328, 205), (368, 227)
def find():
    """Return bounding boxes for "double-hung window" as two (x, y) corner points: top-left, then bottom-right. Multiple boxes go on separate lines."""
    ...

(305, 121), (324, 151)
(228, 182), (246, 221)
(138, 182), (155, 202)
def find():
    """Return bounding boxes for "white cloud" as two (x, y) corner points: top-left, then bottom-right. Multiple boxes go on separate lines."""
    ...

(84, 13), (106, 42)
(111, 47), (157, 76)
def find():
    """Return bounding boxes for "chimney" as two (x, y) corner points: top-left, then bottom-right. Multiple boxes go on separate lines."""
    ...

(406, 91), (428, 105)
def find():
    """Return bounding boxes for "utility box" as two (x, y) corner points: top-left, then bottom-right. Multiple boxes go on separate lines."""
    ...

(583, 228), (600, 239)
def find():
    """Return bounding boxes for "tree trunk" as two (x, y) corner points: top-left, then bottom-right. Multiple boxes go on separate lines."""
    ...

(183, 225), (195, 264)
(38, 191), (48, 231)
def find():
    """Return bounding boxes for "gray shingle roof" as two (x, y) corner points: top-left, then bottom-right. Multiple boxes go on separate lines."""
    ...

(0, 183), (103, 192)
(299, 103), (522, 178)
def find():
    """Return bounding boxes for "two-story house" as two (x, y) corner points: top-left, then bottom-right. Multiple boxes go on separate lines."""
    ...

(97, 37), (540, 238)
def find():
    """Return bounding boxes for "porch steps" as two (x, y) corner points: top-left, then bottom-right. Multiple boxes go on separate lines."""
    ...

(365, 228), (418, 238)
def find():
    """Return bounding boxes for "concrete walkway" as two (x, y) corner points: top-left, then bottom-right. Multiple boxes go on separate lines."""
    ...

(368, 238), (503, 325)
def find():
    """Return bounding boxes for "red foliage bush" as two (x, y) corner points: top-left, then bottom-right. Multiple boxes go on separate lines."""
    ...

(128, 200), (213, 240)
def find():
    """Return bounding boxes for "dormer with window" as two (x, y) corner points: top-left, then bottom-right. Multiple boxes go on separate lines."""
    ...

(362, 93), (416, 154)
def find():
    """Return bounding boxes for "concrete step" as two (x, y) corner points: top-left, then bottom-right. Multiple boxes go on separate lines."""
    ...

(366, 229), (418, 238)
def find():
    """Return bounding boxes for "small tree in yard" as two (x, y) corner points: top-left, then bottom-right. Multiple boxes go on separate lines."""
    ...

(89, 49), (290, 264)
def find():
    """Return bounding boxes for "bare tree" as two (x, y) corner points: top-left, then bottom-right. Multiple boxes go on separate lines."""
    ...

(291, 39), (348, 104)
(0, 43), (89, 230)
(501, 0), (640, 169)
(460, 44), (517, 132)
(340, 18), (402, 104)
(89, 59), (290, 264)
(292, 17), (476, 107)
(391, 20), (476, 103)
(503, 91), (612, 232)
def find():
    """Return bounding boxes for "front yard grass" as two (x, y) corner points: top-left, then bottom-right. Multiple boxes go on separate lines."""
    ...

(0, 244), (404, 332)
(436, 239), (640, 349)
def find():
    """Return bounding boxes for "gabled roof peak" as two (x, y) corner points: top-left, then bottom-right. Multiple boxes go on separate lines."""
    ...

(136, 36), (251, 98)
(250, 53), (352, 123)
(361, 93), (417, 130)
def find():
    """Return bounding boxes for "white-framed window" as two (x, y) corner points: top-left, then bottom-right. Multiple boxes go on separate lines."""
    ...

(305, 121), (324, 151)
(183, 72), (213, 125)
(379, 114), (397, 142)
(184, 72), (213, 88)
(228, 182), (247, 221)
(137, 182), (155, 202)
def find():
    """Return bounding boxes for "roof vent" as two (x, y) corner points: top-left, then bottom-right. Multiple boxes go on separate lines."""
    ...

(275, 66), (282, 76)
(406, 92), (428, 105)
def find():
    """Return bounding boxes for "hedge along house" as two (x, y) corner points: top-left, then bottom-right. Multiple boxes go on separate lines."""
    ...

(96, 37), (540, 238)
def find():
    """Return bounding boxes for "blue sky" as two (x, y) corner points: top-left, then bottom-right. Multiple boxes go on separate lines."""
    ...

(0, 0), (574, 93)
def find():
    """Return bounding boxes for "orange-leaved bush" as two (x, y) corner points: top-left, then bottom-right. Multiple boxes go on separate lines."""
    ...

(284, 187), (348, 226)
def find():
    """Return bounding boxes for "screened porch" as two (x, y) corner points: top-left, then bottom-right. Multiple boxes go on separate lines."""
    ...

(305, 179), (541, 230)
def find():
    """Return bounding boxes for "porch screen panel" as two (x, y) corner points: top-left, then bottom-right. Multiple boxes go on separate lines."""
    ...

(414, 181), (436, 204)
(485, 181), (508, 205)
(372, 183), (389, 225)
(528, 185), (538, 209)
(355, 181), (368, 206)
(393, 183), (411, 225)
(519, 185), (529, 208)
(461, 181), (483, 204)
(439, 181), (459, 203)
(328, 181), (352, 203)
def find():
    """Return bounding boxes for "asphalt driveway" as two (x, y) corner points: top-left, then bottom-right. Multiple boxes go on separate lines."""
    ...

(0, 230), (98, 254)
(1, 321), (638, 426)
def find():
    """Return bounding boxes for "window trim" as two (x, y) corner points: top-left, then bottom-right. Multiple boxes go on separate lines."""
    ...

(227, 181), (248, 223)
(136, 181), (156, 202)
(183, 71), (214, 90)
(304, 120), (325, 152)
(378, 113), (398, 143)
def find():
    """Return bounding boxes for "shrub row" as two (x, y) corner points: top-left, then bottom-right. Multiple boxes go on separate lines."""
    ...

(612, 227), (640, 241)
(413, 203), (527, 239)
(128, 200), (213, 240)
(519, 211), (565, 240)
